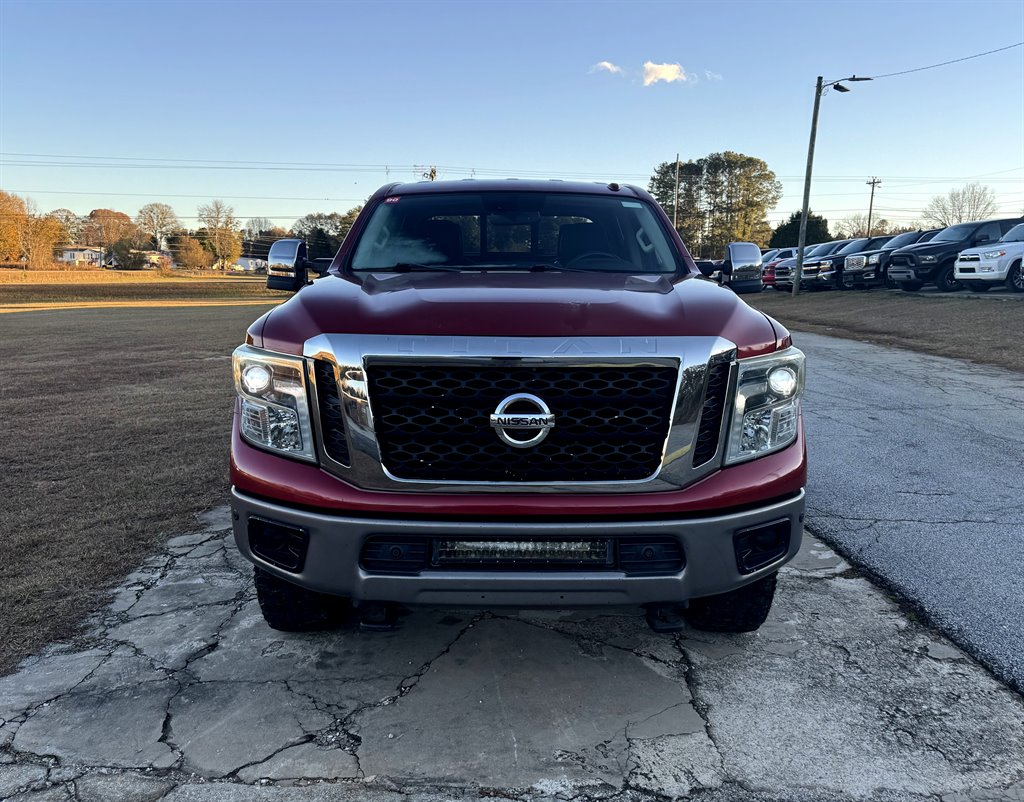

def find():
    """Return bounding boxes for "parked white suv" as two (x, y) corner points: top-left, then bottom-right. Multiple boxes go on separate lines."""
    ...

(954, 223), (1024, 292)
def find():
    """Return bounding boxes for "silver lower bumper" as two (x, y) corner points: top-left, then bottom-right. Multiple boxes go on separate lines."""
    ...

(231, 489), (805, 606)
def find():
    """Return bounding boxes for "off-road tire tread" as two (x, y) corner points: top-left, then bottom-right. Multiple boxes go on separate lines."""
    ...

(684, 573), (778, 633)
(254, 566), (350, 631)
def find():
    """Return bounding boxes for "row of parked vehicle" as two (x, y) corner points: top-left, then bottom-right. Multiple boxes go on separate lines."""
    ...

(757, 216), (1024, 293)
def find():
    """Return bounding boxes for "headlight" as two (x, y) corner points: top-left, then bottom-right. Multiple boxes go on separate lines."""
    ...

(919, 255), (937, 263)
(233, 345), (316, 461)
(724, 348), (805, 465)
(982, 250), (1006, 259)
(867, 253), (880, 265)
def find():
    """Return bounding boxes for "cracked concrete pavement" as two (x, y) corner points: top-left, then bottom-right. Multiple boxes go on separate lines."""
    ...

(3, 505), (1024, 801)
(797, 332), (1024, 691)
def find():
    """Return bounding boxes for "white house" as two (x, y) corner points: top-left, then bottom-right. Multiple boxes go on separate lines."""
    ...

(59, 246), (104, 266)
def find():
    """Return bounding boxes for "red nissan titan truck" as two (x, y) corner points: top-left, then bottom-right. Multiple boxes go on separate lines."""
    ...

(230, 180), (806, 634)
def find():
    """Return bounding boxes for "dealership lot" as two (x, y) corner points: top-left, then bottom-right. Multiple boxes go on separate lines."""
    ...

(2, 316), (1024, 800)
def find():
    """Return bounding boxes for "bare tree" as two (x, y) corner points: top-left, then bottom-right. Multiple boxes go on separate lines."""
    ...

(135, 203), (180, 250)
(244, 217), (275, 239)
(835, 214), (892, 238)
(197, 200), (242, 268)
(49, 208), (81, 246)
(20, 201), (64, 268)
(923, 183), (998, 227)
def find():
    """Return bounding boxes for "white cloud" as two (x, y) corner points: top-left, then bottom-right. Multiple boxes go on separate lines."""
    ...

(642, 61), (691, 86)
(704, 70), (723, 81)
(591, 60), (624, 75)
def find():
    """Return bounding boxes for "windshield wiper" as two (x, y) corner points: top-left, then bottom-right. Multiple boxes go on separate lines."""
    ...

(367, 263), (469, 273)
(526, 262), (620, 274)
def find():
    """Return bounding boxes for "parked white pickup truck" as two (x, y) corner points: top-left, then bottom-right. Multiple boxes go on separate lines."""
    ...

(954, 222), (1024, 292)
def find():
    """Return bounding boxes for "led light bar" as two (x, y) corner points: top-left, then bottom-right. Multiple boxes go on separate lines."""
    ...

(434, 539), (612, 565)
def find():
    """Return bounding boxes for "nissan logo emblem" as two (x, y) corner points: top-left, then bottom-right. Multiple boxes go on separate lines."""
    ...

(489, 393), (556, 448)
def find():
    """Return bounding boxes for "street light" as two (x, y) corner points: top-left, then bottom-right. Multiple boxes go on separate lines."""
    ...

(791, 75), (873, 296)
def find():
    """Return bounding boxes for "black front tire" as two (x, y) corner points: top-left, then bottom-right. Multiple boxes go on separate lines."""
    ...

(254, 566), (352, 632)
(963, 281), (991, 293)
(935, 264), (960, 292)
(1007, 261), (1024, 293)
(684, 573), (778, 633)
(899, 281), (924, 292)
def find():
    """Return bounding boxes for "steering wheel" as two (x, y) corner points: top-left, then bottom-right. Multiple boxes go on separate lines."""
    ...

(565, 251), (624, 267)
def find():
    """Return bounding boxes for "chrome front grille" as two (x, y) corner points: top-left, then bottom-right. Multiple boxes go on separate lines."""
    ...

(305, 335), (737, 493)
(367, 363), (678, 482)
(845, 255), (866, 270)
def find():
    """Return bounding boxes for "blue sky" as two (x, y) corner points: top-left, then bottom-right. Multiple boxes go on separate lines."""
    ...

(1, 0), (1022, 232)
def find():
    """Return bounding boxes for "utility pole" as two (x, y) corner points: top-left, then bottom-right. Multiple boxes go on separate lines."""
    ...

(866, 177), (881, 236)
(792, 73), (872, 297)
(792, 77), (823, 298)
(673, 153), (681, 230)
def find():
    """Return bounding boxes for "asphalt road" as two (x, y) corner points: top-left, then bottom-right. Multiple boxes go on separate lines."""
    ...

(798, 331), (1024, 690)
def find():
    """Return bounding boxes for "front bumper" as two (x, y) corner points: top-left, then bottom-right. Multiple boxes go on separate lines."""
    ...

(954, 259), (1009, 281)
(231, 488), (805, 606)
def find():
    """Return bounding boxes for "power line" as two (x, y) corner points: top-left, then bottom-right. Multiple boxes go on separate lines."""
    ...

(869, 42), (1024, 80)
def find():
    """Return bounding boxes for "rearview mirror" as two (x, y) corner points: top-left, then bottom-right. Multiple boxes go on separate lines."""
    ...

(267, 239), (309, 292)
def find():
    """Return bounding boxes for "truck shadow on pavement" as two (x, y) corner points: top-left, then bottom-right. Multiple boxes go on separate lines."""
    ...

(1, 508), (1024, 802)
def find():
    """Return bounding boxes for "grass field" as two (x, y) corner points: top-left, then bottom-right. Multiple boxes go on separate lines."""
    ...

(0, 305), (275, 675)
(1, 289), (1021, 675)
(0, 278), (280, 305)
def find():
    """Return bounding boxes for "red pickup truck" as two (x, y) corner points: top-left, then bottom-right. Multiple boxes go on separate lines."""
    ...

(231, 180), (806, 635)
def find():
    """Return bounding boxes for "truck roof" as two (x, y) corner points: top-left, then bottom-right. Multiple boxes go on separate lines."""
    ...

(379, 178), (645, 197)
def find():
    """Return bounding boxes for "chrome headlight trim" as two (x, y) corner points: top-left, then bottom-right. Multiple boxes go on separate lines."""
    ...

(232, 344), (316, 462)
(723, 347), (805, 466)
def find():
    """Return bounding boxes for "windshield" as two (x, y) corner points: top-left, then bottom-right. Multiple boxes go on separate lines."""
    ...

(884, 230), (921, 250)
(932, 223), (976, 242)
(350, 192), (683, 273)
(1000, 223), (1024, 242)
(836, 238), (870, 255)
(818, 240), (848, 255)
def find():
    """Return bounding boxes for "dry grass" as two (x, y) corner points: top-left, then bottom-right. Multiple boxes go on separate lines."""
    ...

(1, 279), (279, 305)
(748, 290), (1024, 374)
(0, 305), (276, 676)
(0, 269), (262, 284)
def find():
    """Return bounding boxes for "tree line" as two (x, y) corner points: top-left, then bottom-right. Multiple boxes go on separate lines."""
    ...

(0, 190), (362, 269)
(646, 156), (1007, 252)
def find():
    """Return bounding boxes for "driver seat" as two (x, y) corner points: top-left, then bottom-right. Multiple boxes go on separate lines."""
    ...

(557, 223), (610, 264)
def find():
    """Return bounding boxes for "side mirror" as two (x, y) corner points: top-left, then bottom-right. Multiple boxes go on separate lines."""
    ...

(267, 239), (309, 292)
(693, 260), (717, 277)
(723, 242), (763, 283)
(720, 242), (763, 293)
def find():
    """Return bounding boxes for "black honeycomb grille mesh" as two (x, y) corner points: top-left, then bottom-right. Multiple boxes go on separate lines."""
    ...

(366, 363), (678, 482)
(314, 360), (351, 465)
(692, 362), (731, 467)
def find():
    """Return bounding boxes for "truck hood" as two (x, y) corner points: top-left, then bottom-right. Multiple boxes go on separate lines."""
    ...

(957, 241), (1024, 257)
(256, 271), (783, 358)
(893, 240), (961, 256)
